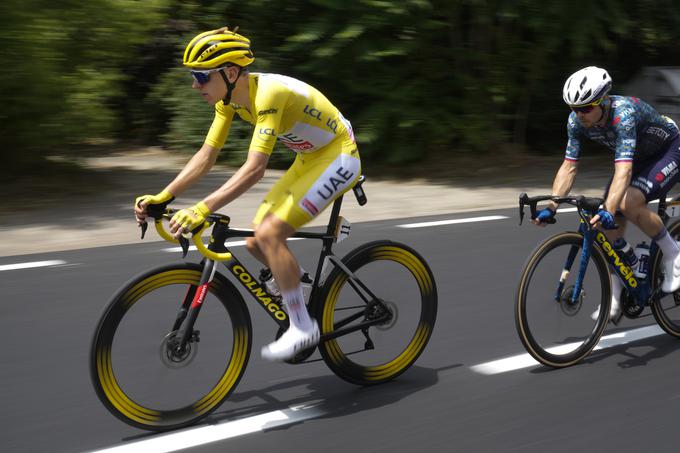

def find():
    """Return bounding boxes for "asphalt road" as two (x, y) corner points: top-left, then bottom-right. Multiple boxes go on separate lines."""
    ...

(2, 206), (679, 453)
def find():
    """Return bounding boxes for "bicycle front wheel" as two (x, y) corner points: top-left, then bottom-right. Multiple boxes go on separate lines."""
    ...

(650, 220), (680, 336)
(316, 241), (437, 385)
(516, 232), (611, 368)
(90, 263), (252, 431)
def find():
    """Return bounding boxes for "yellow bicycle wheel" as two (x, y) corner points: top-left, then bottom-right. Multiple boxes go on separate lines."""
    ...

(90, 263), (251, 431)
(316, 241), (437, 385)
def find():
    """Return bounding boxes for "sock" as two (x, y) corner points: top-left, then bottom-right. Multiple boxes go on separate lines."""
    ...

(654, 228), (680, 259)
(611, 273), (622, 311)
(282, 286), (313, 331)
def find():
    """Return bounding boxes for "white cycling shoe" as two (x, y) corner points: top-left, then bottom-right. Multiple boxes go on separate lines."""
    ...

(261, 322), (319, 362)
(590, 297), (622, 325)
(661, 252), (680, 293)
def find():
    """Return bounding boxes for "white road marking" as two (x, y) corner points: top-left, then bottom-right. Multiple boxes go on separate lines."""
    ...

(163, 238), (305, 253)
(397, 215), (509, 229)
(88, 403), (324, 453)
(471, 324), (665, 375)
(0, 260), (67, 272)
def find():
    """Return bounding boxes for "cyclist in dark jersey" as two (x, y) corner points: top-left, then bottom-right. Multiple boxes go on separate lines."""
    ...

(532, 66), (680, 322)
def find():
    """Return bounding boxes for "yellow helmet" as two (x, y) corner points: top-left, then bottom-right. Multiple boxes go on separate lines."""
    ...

(183, 27), (254, 69)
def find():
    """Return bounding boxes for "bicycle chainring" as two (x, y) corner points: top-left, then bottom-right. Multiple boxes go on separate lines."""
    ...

(622, 289), (645, 319)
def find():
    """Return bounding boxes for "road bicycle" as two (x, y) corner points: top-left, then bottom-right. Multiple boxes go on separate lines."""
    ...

(515, 193), (680, 368)
(90, 176), (437, 431)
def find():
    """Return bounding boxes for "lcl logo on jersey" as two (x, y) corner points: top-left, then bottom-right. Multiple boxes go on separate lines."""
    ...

(303, 105), (322, 120)
(259, 128), (275, 136)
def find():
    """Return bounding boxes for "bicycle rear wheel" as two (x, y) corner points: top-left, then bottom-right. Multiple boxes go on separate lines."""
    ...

(90, 263), (252, 431)
(515, 232), (610, 368)
(650, 220), (680, 336)
(316, 241), (437, 385)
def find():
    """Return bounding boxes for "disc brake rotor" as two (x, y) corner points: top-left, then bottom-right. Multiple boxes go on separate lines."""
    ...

(373, 300), (398, 331)
(559, 285), (583, 316)
(160, 330), (198, 368)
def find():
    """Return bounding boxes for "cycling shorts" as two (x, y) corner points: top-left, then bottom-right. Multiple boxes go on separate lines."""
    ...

(253, 133), (360, 229)
(604, 134), (680, 203)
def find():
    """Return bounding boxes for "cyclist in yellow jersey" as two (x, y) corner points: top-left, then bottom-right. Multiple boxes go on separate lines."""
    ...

(134, 27), (361, 361)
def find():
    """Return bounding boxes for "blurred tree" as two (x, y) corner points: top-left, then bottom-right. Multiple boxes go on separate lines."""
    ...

(0, 0), (168, 177)
(3, 0), (680, 178)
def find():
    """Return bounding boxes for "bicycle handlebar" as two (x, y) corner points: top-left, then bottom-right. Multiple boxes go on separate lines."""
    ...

(140, 207), (233, 262)
(518, 193), (604, 226)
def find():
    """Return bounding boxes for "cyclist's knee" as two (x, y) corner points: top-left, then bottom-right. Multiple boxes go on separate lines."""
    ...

(619, 188), (646, 218)
(254, 221), (290, 254)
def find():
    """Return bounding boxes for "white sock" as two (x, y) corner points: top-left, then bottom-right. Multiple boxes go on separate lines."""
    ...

(654, 228), (680, 259)
(282, 286), (313, 331)
(611, 273), (622, 310)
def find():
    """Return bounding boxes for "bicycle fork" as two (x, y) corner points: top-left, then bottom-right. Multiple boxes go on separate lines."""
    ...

(555, 229), (595, 305)
(171, 259), (217, 354)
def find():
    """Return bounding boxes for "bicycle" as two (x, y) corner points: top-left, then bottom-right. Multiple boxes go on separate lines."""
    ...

(515, 192), (680, 368)
(90, 176), (438, 431)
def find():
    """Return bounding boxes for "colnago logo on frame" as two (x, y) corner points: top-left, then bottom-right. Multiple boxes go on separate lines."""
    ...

(231, 265), (286, 320)
(299, 153), (360, 217)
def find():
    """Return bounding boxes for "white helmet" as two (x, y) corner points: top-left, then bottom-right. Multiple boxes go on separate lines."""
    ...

(562, 66), (612, 106)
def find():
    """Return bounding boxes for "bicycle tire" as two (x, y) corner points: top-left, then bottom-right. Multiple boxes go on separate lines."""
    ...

(515, 232), (611, 368)
(315, 240), (437, 385)
(650, 219), (680, 337)
(90, 262), (252, 431)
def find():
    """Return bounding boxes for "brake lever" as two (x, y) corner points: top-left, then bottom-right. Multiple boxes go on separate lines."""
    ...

(140, 221), (148, 239)
(179, 236), (189, 258)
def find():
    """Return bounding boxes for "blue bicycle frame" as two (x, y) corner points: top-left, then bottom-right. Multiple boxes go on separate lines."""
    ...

(559, 222), (657, 308)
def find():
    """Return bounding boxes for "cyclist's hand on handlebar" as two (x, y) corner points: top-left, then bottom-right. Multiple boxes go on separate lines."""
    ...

(135, 190), (174, 225)
(169, 201), (211, 239)
(531, 207), (556, 227)
(590, 209), (618, 229)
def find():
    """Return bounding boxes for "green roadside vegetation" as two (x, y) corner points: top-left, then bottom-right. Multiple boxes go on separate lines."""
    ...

(2, 0), (679, 187)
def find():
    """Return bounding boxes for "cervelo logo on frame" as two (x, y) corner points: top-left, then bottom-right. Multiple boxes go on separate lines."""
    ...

(595, 232), (638, 288)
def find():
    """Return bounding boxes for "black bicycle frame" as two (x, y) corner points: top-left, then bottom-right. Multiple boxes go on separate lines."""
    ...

(173, 184), (387, 351)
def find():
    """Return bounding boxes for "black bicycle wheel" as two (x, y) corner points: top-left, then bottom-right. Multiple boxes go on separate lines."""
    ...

(315, 241), (437, 385)
(90, 263), (252, 431)
(516, 232), (611, 368)
(650, 220), (680, 336)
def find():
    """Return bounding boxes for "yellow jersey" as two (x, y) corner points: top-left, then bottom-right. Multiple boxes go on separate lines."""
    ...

(204, 73), (355, 155)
